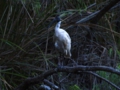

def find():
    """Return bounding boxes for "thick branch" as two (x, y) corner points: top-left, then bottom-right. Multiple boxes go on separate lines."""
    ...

(90, 0), (120, 23)
(57, 66), (120, 76)
(14, 70), (57, 90)
(76, 0), (120, 24)
(15, 66), (120, 90)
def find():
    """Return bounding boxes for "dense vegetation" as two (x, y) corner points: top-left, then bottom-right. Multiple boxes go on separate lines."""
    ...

(0, 0), (120, 90)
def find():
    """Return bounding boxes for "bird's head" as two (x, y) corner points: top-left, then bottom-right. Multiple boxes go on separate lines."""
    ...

(48, 15), (61, 29)
(54, 16), (61, 28)
(55, 15), (61, 22)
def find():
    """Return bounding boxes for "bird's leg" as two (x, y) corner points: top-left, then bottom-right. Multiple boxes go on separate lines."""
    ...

(58, 53), (63, 90)
(61, 53), (64, 66)
(58, 52), (64, 67)
(58, 52), (62, 66)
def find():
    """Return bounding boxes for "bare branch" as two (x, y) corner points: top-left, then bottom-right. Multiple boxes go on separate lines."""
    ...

(90, 0), (120, 24)
(14, 70), (57, 90)
(14, 66), (120, 90)
(76, 0), (120, 24)
(87, 3), (96, 10)
(76, 11), (100, 24)
(57, 66), (120, 76)
(43, 79), (59, 90)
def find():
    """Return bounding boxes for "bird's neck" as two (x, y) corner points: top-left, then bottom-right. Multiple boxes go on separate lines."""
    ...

(55, 22), (61, 33)
(55, 27), (59, 34)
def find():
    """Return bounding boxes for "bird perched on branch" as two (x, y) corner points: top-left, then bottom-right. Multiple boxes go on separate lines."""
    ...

(53, 16), (71, 58)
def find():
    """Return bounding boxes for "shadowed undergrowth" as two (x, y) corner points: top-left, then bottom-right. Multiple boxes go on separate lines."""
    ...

(0, 0), (120, 90)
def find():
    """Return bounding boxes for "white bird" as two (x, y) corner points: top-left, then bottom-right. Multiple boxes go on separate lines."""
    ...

(54, 20), (71, 58)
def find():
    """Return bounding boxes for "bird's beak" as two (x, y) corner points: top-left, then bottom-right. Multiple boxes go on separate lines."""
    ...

(55, 15), (61, 22)
(48, 19), (56, 29)
(48, 15), (61, 29)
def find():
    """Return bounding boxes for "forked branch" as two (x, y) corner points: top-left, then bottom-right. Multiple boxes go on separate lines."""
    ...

(15, 65), (120, 90)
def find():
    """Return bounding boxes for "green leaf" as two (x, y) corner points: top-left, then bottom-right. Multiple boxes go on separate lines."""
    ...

(0, 39), (26, 52)
(68, 85), (81, 90)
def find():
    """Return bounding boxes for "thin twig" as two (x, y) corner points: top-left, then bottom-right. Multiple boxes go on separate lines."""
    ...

(43, 79), (59, 90)
(82, 71), (120, 90)
(20, 0), (34, 23)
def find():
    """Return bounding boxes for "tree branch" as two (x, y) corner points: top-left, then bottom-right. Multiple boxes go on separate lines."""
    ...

(76, 0), (120, 24)
(14, 66), (120, 90)
(57, 66), (120, 76)
(43, 79), (59, 90)
(14, 70), (57, 90)
(90, 0), (120, 24)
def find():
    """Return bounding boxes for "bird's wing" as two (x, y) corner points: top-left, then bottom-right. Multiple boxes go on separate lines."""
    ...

(60, 29), (71, 41)
(54, 28), (71, 48)
(66, 33), (71, 43)
(62, 37), (68, 48)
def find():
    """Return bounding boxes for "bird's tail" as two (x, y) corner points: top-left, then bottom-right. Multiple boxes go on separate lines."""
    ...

(64, 50), (71, 58)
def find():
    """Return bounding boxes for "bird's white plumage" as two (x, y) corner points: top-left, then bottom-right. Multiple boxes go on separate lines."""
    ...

(54, 21), (71, 58)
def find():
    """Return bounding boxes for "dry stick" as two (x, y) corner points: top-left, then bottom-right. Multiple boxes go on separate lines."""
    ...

(110, 2), (120, 11)
(43, 79), (59, 90)
(106, 17), (117, 61)
(1, 6), (10, 46)
(76, 11), (100, 24)
(45, 19), (55, 70)
(14, 69), (57, 90)
(90, 0), (120, 24)
(45, 28), (49, 56)
(15, 66), (120, 90)
(87, 3), (96, 10)
(45, 17), (54, 56)
(44, 27), (49, 70)
(76, 0), (120, 24)
(20, 0), (34, 23)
